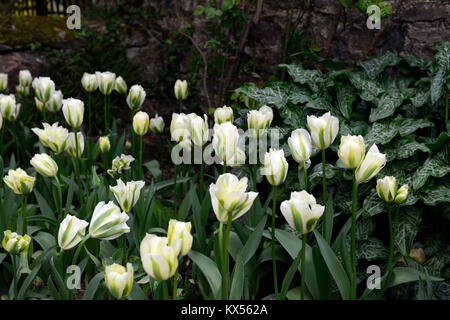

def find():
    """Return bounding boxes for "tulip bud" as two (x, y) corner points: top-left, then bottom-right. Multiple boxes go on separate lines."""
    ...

(107, 154), (135, 177)
(174, 79), (188, 100)
(167, 219), (193, 257)
(2, 230), (31, 255)
(89, 201), (130, 240)
(355, 144), (386, 184)
(126, 85), (146, 111)
(214, 106), (233, 124)
(58, 215), (89, 250)
(62, 98), (84, 128)
(376, 176), (397, 203)
(125, 140), (132, 150)
(133, 111), (149, 136)
(30, 153), (58, 177)
(280, 191), (324, 234)
(212, 122), (240, 164)
(140, 233), (180, 280)
(247, 105), (273, 137)
(338, 135), (365, 169)
(99, 136), (111, 153)
(263, 148), (289, 186)
(288, 129), (312, 164)
(0, 94), (21, 121)
(45, 90), (63, 113)
(105, 263), (134, 299)
(170, 113), (190, 143)
(96, 71), (116, 95)
(81, 73), (98, 92)
(3, 168), (35, 195)
(110, 179), (145, 212)
(16, 85), (30, 97)
(189, 114), (209, 146)
(32, 77), (55, 103)
(0, 113), (2, 131)
(66, 132), (85, 158)
(34, 97), (44, 111)
(32, 122), (69, 154)
(209, 173), (258, 223)
(307, 112), (339, 150)
(150, 114), (164, 134)
(395, 185), (408, 204)
(0, 73), (8, 91)
(114, 76), (128, 95)
(19, 70), (32, 87)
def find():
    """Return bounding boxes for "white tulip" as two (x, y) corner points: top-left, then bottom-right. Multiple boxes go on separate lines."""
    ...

(227, 147), (246, 168)
(99, 136), (111, 153)
(89, 201), (130, 240)
(209, 173), (258, 223)
(16, 85), (30, 96)
(114, 76), (128, 95)
(170, 113), (190, 143)
(214, 106), (233, 124)
(2, 230), (31, 255)
(96, 71), (116, 95)
(126, 84), (146, 110)
(189, 114), (209, 146)
(104, 263), (134, 299)
(0, 94), (21, 121)
(247, 105), (273, 137)
(107, 154), (135, 177)
(338, 135), (366, 169)
(19, 70), (32, 87)
(167, 219), (193, 257)
(280, 191), (324, 234)
(174, 79), (188, 100)
(355, 144), (386, 184)
(376, 176), (397, 203)
(30, 153), (58, 177)
(140, 233), (180, 281)
(62, 98), (84, 128)
(32, 122), (69, 154)
(395, 185), (408, 204)
(110, 179), (145, 212)
(3, 168), (36, 195)
(149, 114), (164, 134)
(307, 111), (339, 149)
(32, 77), (55, 103)
(288, 129), (312, 164)
(45, 90), (63, 113)
(81, 73), (98, 92)
(212, 122), (239, 164)
(0, 73), (7, 91)
(58, 215), (89, 250)
(66, 132), (85, 158)
(34, 97), (44, 111)
(263, 148), (289, 186)
(133, 111), (149, 136)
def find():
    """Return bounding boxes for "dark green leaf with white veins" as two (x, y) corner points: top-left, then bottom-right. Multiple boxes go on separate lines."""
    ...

(394, 207), (422, 257)
(279, 64), (326, 92)
(392, 138), (430, 159)
(420, 184), (450, 206)
(369, 90), (404, 122)
(336, 86), (356, 119)
(349, 72), (385, 101)
(358, 50), (401, 78)
(357, 237), (389, 261)
(399, 118), (434, 136)
(364, 119), (399, 147)
(412, 150), (450, 190)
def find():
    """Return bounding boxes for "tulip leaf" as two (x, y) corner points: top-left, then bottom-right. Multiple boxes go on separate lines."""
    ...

(188, 250), (222, 299)
(33, 189), (56, 220)
(83, 272), (105, 300)
(280, 245), (302, 300)
(127, 281), (149, 300)
(49, 256), (70, 300)
(313, 229), (351, 300)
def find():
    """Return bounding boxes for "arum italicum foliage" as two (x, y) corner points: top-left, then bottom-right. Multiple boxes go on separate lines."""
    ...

(110, 179), (145, 212)
(89, 201), (130, 240)
(2, 230), (31, 255)
(209, 173), (258, 223)
(167, 219), (193, 257)
(32, 122), (69, 154)
(62, 98), (84, 129)
(214, 105), (233, 124)
(105, 263), (134, 299)
(58, 215), (89, 250)
(140, 233), (181, 281)
(30, 153), (58, 177)
(150, 114), (165, 134)
(3, 168), (35, 195)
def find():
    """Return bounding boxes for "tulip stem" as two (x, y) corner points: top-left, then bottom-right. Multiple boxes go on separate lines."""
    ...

(223, 161), (227, 174)
(0, 125), (4, 154)
(54, 176), (63, 219)
(303, 163), (308, 192)
(220, 213), (233, 300)
(351, 169), (358, 300)
(300, 234), (306, 300)
(172, 263), (179, 300)
(88, 92), (92, 136)
(104, 95), (108, 133)
(162, 280), (169, 300)
(321, 149), (328, 241)
(387, 204), (394, 271)
(74, 128), (82, 192)
(271, 186), (279, 300)
(11, 254), (18, 299)
(139, 135), (143, 179)
(179, 100), (182, 113)
(199, 152), (204, 198)
(21, 195), (27, 234)
(253, 164), (257, 191)
(174, 164), (178, 215)
(71, 234), (90, 266)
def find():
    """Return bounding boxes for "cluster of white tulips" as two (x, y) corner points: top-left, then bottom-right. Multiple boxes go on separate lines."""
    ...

(0, 69), (409, 301)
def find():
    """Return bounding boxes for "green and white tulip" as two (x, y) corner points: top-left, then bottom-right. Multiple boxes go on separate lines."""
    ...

(212, 122), (239, 164)
(96, 71), (116, 95)
(167, 219), (193, 257)
(45, 90), (63, 113)
(395, 184), (408, 204)
(307, 111), (339, 150)
(99, 136), (110, 153)
(32, 77), (55, 103)
(32, 122), (69, 154)
(30, 153), (58, 177)
(3, 168), (35, 195)
(133, 111), (149, 136)
(280, 191), (324, 234)
(214, 105), (233, 124)
(0, 73), (7, 91)
(288, 128), (312, 164)
(2, 230), (31, 255)
(62, 98), (84, 128)
(57, 215), (89, 250)
(174, 79), (188, 100)
(126, 84), (146, 110)
(110, 179), (145, 212)
(376, 176), (397, 203)
(104, 263), (134, 299)
(149, 114), (164, 134)
(66, 132), (85, 158)
(19, 70), (32, 87)
(16, 85), (30, 96)
(263, 149), (288, 186)
(209, 173), (258, 223)
(107, 154), (135, 177)
(81, 72), (98, 92)
(355, 144), (386, 184)
(247, 105), (273, 137)
(170, 113), (191, 143)
(189, 114), (209, 146)
(114, 76), (128, 95)
(0, 94), (21, 121)
(89, 201), (130, 240)
(338, 135), (365, 169)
